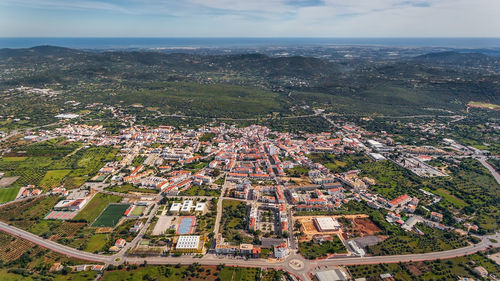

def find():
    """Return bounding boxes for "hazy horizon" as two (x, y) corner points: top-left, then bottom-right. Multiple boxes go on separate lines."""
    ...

(1, 37), (500, 49)
(1, 0), (499, 38)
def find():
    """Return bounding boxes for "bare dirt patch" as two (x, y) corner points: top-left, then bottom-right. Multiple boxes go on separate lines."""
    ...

(490, 252), (500, 265)
(153, 215), (174, 235)
(353, 218), (381, 237)
(0, 176), (20, 187)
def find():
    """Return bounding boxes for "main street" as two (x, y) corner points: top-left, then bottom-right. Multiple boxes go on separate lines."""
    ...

(0, 220), (498, 281)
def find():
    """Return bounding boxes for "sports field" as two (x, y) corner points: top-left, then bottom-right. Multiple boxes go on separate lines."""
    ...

(91, 204), (129, 227)
(130, 205), (146, 216)
(73, 193), (122, 223)
(0, 187), (20, 203)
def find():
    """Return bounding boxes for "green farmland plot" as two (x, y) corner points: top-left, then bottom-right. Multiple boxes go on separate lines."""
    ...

(91, 204), (130, 227)
(40, 169), (71, 189)
(0, 187), (20, 203)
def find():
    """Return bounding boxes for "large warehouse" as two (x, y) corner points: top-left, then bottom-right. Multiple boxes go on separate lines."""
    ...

(314, 217), (341, 232)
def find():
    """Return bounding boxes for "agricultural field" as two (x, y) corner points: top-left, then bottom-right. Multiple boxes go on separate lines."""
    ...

(0, 232), (98, 280)
(29, 220), (86, 242)
(0, 195), (60, 230)
(91, 203), (129, 227)
(0, 186), (20, 203)
(367, 224), (469, 256)
(102, 264), (216, 281)
(0, 140), (118, 191)
(0, 175), (20, 187)
(423, 158), (500, 232)
(40, 169), (71, 189)
(100, 264), (282, 281)
(348, 250), (500, 280)
(468, 101), (500, 110)
(131, 155), (146, 167)
(73, 193), (122, 223)
(0, 154), (54, 188)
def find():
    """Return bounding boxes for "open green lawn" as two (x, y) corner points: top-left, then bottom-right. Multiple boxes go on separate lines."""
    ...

(53, 271), (98, 281)
(91, 204), (129, 227)
(40, 169), (71, 190)
(434, 188), (468, 209)
(299, 235), (347, 259)
(102, 265), (192, 281)
(220, 267), (262, 281)
(85, 233), (108, 253)
(179, 185), (220, 197)
(1, 157), (27, 162)
(468, 101), (500, 109)
(0, 187), (20, 203)
(73, 193), (122, 223)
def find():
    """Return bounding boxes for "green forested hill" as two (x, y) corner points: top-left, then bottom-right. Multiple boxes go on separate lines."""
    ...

(0, 46), (499, 120)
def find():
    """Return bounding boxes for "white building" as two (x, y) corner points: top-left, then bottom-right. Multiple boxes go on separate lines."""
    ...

(347, 240), (365, 256)
(194, 203), (206, 213)
(273, 243), (289, 259)
(315, 269), (348, 281)
(169, 202), (181, 213)
(314, 217), (341, 232)
(181, 200), (193, 212)
(176, 235), (202, 252)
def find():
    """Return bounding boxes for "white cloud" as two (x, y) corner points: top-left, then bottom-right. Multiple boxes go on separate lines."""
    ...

(0, 0), (499, 36)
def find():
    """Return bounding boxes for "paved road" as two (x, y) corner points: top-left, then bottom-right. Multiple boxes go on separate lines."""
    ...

(0, 121), (61, 143)
(119, 204), (160, 256)
(1, 220), (498, 281)
(0, 221), (117, 264)
(476, 156), (500, 185)
(213, 177), (230, 236)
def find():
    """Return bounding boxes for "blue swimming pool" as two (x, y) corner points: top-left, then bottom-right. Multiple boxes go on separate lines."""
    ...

(177, 217), (195, 234)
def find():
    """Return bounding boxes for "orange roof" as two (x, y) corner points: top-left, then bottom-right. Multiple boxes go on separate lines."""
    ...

(390, 194), (410, 206)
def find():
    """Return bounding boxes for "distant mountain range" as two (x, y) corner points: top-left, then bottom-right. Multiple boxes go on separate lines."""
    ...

(1, 46), (499, 116)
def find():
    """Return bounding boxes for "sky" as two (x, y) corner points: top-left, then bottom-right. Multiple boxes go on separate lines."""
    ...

(0, 0), (499, 37)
